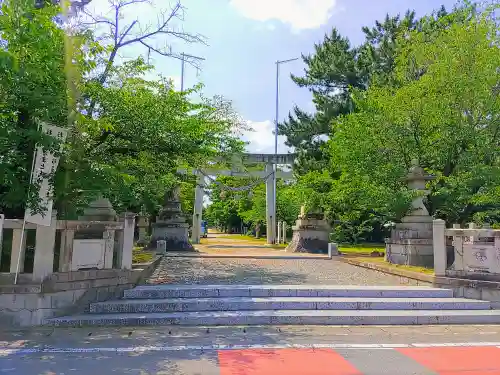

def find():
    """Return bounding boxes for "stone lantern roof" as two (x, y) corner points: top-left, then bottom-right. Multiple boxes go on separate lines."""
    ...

(406, 159), (435, 183)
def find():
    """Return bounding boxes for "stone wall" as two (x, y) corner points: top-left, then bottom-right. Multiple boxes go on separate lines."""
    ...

(0, 257), (161, 327)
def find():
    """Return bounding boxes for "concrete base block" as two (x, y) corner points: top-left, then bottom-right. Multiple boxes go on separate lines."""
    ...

(386, 243), (434, 268)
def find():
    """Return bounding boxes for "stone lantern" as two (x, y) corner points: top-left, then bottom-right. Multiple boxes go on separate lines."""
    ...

(149, 186), (194, 253)
(385, 160), (435, 267)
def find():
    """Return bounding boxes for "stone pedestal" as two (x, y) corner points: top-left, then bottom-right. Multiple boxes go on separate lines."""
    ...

(385, 216), (434, 267)
(285, 209), (331, 254)
(149, 186), (194, 253)
(385, 161), (435, 267)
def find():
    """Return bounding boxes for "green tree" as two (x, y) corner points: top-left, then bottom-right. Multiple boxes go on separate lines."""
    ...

(330, 4), (500, 229)
(0, 0), (245, 221)
(59, 60), (245, 217)
(0, 0), (90, 217)
(278, 9), (427, 173)
(205, 173), (301, 234)
(277, 1), (487, 242)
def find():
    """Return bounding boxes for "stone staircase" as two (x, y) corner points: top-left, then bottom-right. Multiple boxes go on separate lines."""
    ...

(47, 284), (500, 326)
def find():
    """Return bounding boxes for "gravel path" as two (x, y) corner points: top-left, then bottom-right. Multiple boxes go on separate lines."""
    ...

(146, 256), (415, 286)
(145, 233), (414, 286)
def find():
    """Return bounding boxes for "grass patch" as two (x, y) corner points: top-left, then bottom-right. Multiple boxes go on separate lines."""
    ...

(203, 234), (288, 249)
(222, 234), (268, 242)
(339, 243), (385, 255)
(355, 256), (434, 275)
(132, 247), (154, 264)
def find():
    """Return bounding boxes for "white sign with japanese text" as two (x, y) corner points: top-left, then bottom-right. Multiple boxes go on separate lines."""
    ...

(25, 123), (68, 226)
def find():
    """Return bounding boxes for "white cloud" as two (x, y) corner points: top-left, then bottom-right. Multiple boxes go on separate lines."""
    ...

(229, 0), (337, 31)
(242, 120), (291, 154)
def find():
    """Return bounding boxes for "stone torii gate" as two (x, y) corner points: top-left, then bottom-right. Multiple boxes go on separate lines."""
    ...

(179, 153), (295, 245)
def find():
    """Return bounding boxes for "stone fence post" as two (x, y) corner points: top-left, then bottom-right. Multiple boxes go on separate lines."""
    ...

(32, 210), (58, 281)
(103, 228), (115, 269)
(0, 214), (4, 270)
(10, 226), (27, 274)
(452, 223), (463, 271)
(433, 219), (447, 276)
(59, 226), (75, 272)
(117, 213), (135, 269)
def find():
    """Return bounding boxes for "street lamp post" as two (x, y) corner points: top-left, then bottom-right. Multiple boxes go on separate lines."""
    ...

(272, 57), (299, 243)
(180, 52), (205, 92)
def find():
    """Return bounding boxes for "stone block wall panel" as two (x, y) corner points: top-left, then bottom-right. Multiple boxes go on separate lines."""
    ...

(0, 257), (161, 326)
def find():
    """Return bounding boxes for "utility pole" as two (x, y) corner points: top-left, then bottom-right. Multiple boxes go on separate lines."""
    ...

(180, 53), (205, 92)
(273, 57), (299, 243)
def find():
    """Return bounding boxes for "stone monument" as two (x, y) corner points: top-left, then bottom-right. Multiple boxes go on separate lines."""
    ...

(136, 208), (149, 246)
(285, 206), (331, 254)
(72, 197), (118, 270)
(385, 160), (435, 267)
(149, 186), (194, 252)
(76, 197), (117, 238)
(78, 196), (117, 222)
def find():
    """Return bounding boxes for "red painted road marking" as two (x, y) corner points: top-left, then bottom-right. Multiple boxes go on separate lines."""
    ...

(218, 348), (362, 375)
(398, 346), (500, 375)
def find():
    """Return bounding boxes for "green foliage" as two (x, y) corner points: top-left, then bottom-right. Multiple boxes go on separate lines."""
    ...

(330, 3), (500, 230)
(276, 1), (500, 242)
(204, 174), (301, 233)
(0, 0), (245, 220)
(0, 0), (82, 217)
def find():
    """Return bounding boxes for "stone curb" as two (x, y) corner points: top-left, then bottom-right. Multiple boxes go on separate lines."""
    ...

(338, 257), (435, 283)
(339, 257), (500, 291)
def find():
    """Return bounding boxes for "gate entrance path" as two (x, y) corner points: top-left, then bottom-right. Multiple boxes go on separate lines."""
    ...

(145, 232), (411, 286)
(47, 232), (500, 327)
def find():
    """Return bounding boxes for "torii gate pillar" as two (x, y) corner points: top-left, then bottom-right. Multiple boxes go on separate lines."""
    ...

(191, 171), (204, 244)
(265, 162), (275, 244)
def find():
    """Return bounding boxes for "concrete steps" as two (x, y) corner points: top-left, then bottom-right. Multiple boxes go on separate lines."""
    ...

(49, 310), (500, 327)
(89, 297), (490, 313)
(122, 285), (455, 299)
(46, 285), (500, 327)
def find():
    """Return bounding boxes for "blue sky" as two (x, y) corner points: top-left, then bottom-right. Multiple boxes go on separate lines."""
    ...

(88, 0), (459, 154)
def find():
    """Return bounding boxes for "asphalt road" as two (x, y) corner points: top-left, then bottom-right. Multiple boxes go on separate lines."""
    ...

(2, 325), (500, 374)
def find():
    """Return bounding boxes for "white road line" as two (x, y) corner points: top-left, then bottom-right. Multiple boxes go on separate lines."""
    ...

(2, 342), (500, 355)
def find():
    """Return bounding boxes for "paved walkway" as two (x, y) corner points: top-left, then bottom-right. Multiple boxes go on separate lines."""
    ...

(2, 326), (500, 374)
(146, 234), (412, 286)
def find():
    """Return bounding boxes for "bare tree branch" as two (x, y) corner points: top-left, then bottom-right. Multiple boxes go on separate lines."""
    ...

(81, 0), (207, 138)
(80, 0), (207, 87)
(117, 20), (138, 45)
(80, 7), (115, 29)
(118, 2), (206, 49)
